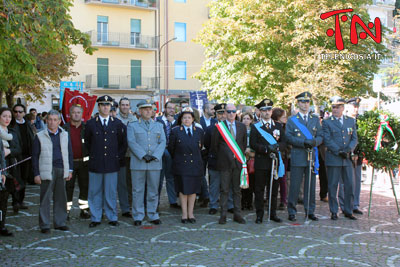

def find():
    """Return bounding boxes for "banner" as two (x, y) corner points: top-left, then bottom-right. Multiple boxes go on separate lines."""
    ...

(60, 81), (84, 109)
(189, 91), (208, 111)
(61, 88), (97, 123)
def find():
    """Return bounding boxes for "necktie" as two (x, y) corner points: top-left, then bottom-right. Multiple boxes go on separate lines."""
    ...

(166, 121), (171, 139)
(338, 117), (343, 125)
(103, 119), (107, 128)
(187, 128), (192, 137)
(304, 115), (307, 123)
(229, 124), (236, 138)
(266, 122), (270, 129)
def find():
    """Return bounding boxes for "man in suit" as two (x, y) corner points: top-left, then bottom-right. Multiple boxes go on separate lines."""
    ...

(286, 92), (323, 222)
(250, 98), (286, 223)
(322, 96), (358, 220)
(338, 97), (364, 215)
(156, 101), (179, 208)
(200, 103), (216, 130)
(128, 100), (166, 226)
(85, 95), (127, 228)
(63, 104), (90, 220)
(211, 103), (246, 224)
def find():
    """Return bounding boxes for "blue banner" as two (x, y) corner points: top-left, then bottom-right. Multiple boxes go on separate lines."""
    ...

(60, 81), (83, 109)
(189, 91), (208, 111)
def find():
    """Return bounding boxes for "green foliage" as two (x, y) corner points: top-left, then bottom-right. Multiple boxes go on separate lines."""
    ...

(0, 0), (95, 105)
(195, 0), (389, 106)
(357, 110), (400, 171)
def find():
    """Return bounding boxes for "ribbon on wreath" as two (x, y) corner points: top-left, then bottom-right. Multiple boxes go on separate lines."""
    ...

(215, 122), (249, 189)
(374, 114), (398, 151)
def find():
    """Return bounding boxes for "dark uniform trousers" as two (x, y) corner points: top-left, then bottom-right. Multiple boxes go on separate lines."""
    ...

(66, 160), (89, 211)
(220, 168), (241, 216)
(255, 169), (279, 218)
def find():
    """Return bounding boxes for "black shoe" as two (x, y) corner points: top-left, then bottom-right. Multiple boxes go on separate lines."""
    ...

(13, 204), (19, 214)
(134, 220), (142, 226)
(0, 228), (13, 236)
(353, 209), (363, 215)
(150, 219), (161, 225)
(121, 212), (132, 218)
(80, 210), (91, 219)
(233, 215), (246, 224)
(109, 221), (119, 226)
(67, 212), (70, 221)
(307, 214), (319, 221)
(288, 215), (296, 221)
(19, 203), (28, 210)
(270, 215), (282, 223)
(170, 203), (180, 209)
(247, 205), (253, 211)
(181, 218), (188, 224)
(297, 199), (303, 205)
(55, 226), (69, 231)
(209, 208), (217, 215)
(331, 213), (338, 220)
(200, 198), (209, 208)
(227, 208), (234, 214)
(218, 216), (227, 224)
(89, 222), (101, 228)
(41, 228), (50, 234)
(278, 203), (285, 211)
(344, 213), (357, 220)
(255, 217), (263, 224)
(188, 218), (196, 224)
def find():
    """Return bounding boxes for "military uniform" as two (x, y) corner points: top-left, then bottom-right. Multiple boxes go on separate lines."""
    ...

(85, 95), (127, 226)
(128, 100), (166, 224)
(322, 96), (358, 220)
(286, 92), (323, 221)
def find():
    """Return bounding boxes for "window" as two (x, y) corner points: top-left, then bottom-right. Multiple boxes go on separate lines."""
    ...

(97, 58), (109, 88)
(131, 60), (142, 88)
(174, 22), (186, 42)
(174, 0), (186, 2)
(174, 61), (186, 80)
(97, 16), (108, 44)
(131, 19), (141, 46)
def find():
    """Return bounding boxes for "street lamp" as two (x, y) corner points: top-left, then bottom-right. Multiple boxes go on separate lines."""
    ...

(158, 37), (177, 108)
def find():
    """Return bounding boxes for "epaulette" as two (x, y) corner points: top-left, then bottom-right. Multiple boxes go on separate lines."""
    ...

(180, 126), (183, 131)
(111, 117), (114, 121)
(96, 117), (99, 122)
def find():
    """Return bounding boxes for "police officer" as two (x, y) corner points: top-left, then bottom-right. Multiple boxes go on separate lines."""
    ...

(286, 92), (323, 221)
(250, 98), (286, 223)
(322, 96), (358, 220)
(128, 99), (166, 226)
(85, 95), (127, 227)
(338, 97), (363, 215)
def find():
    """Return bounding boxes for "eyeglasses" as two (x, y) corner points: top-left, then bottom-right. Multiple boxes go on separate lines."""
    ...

(226, 110), (237, 114)
(13, 110), (24, 113)
(299, 100), (310, 103)
(216, 111), (225, 114)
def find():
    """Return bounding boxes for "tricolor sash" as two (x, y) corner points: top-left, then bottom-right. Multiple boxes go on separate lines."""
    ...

(215, 122), (249, 189)
(290, 116), (319, 174)
(254, 122), (285, 178)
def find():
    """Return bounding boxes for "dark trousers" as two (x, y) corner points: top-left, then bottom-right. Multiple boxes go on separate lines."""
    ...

(241, 173), (255, 207)
(39, 168), (68, 230)
(255, 169), (279, 218)
(0, 190), (9, 229)
(318, 154), (328, 199)
(220, 168), (241, 216)
(66, 160), (89, 211)
(18, 157), (33, 204)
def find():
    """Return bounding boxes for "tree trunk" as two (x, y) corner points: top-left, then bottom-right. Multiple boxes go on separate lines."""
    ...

(6, 91), (15, 108)
(0, 91), (3, 107)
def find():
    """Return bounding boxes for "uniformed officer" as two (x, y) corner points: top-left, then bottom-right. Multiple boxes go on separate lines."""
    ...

(338, 97), (363, 215)
(250, 98), (286, 223)
(85, 95), (127, 228)
(286, 92), (323, 221)
(322, 96), (358, 220)
(128, 99), (166, 226)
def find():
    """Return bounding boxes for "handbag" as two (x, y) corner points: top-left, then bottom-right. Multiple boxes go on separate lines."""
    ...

(247, 158), (255, 174)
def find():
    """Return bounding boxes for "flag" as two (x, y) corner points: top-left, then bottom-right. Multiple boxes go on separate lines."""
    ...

(61, 88), (97, 123)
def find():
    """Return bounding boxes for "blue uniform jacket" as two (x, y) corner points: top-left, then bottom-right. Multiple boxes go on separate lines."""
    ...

(286, 113), (323, 167)
(168, 125), (204, 177)
(322, 115), (358, 167)
(84, 116), (127, 173)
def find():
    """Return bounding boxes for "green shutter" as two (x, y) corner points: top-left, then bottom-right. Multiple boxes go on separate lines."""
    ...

(131, 60), (141, 88)
(130, 19), (141, 33)
(97, 58), (109, 88)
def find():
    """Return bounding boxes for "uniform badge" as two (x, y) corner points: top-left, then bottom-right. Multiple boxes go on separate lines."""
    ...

(297, 133), (301, 137)
(264, 99), (270, 105)
(347, 127), (353, 135)
(273, 129), (280, 137)
(105, 96), (109, 101)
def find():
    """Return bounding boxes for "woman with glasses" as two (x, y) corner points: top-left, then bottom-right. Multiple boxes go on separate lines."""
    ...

(168, 107), (204, 223)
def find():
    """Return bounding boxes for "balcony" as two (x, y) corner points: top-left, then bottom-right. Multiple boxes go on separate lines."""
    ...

(88, 31), (158, 50)
(372, 0), (395, 6)
(85, 75), (157, 91)
(85, 0), (157, 11)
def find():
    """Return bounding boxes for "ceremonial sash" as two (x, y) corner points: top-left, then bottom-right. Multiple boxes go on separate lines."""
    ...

(254, 122), (285, 178)
(215, 122), (249, 189)
(290, 116), (319, 174)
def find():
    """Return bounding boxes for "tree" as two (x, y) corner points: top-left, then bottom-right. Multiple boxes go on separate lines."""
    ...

(194, 0), (389, 107)
(0, 0), (95, 107)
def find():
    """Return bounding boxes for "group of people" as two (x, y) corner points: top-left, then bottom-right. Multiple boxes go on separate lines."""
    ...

(0, 91), (364, 236)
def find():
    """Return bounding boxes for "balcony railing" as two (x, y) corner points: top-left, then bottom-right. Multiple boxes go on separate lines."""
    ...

(85, 74), (157, 90)
(372, 0), (395, 6)
(88, 31), (158, 50)
(85, 0), (157, 10)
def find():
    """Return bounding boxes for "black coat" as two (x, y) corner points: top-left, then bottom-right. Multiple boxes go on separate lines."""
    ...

(200, 116), (217, 132)
(210, 120), (247, 171)
(84, 116), (127, 173)
(250, 120), (287, 170)
(168, 125), (204, 177)
(204, 124), (217, 170)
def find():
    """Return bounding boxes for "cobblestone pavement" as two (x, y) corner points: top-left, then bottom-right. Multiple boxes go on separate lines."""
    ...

(1, 177), (400, 267)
